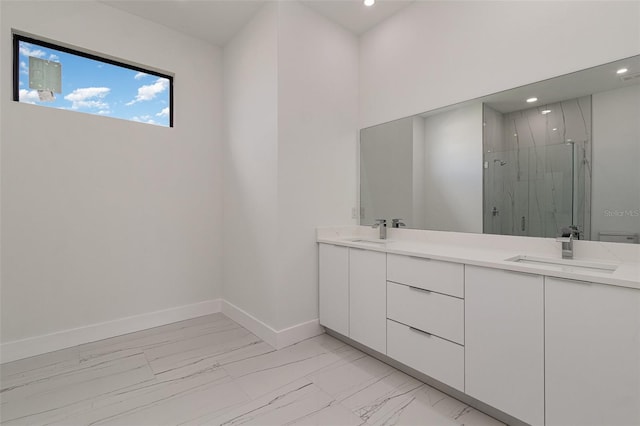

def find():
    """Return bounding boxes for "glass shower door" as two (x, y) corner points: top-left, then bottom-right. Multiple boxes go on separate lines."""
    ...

(525, 142), (575, 238)
(484, 142), (581, 238)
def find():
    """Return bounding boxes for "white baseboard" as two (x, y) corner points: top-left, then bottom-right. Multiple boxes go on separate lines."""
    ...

(275, 317), (324, 349)
(221, 300), (324, 350)
(1, 298), (324, 363)
(0, 299), (222, 364)
(221, 300), (279, 348)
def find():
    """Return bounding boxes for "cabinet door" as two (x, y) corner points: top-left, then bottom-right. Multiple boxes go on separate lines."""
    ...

(318, 244), (349, 336)
(465, 266), (544, 426)
(546, 277), (640, 426)
(350, 248), (386, 354)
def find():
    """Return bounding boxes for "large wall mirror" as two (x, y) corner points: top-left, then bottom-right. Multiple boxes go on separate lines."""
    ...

(360, 55), (640, 243)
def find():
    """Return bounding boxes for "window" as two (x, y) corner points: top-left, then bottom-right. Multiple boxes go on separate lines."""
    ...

(13, 33), (173, 127)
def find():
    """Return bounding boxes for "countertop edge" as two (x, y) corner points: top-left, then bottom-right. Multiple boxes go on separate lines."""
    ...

(317, 238), (640, 291)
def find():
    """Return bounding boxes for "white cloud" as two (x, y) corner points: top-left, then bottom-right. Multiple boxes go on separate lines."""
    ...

(19, 44), (46, 58)
(19, 89), (40, 104)
(134, 72), (147, 80)
(97, 110), (111, 115)
(64, 87), (110, 110)
(156, 107), (170, 118)
(131, 115), (156, 125)
(19, 43), (59, 63)
(126, 78), (168, 105)
(20, 61), (28, 75)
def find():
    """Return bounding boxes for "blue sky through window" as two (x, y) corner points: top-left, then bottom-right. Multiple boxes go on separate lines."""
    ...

(17, 40), (171, 127)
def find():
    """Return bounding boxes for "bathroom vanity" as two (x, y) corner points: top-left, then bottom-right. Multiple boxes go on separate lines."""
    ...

(317, 227), (640, 426)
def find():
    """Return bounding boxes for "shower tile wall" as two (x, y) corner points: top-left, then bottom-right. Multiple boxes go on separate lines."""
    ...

(483, 97), (592, 239)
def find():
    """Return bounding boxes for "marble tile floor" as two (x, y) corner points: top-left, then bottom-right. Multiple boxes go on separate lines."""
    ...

(0, 313), (504, 426)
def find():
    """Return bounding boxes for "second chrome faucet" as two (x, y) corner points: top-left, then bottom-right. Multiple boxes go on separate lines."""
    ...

(556, 225), (580, 259)
(391, 218), (406, 228)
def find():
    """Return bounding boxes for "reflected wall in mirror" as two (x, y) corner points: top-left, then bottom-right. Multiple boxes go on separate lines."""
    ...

(359, 55), (640, 243)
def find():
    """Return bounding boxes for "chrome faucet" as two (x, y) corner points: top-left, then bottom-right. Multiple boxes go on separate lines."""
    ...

(391, 218), (406, 228)
(372, 219), (387, 239)
(556, 226), (580, 259)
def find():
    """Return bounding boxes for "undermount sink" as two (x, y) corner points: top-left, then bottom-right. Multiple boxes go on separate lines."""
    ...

(347, 238), (388, 245)
(506, 255), (618, 274)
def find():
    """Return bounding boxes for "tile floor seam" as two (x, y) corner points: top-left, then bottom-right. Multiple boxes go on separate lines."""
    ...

(304, 376), (371, 425)
(139, 348), (155, 379)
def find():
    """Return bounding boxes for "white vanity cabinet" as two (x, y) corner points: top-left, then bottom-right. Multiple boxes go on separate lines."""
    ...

(545, 277), (640, 426)
(386, 254), (465, 391)
(318, 243), (349, 336)
(318, 243), (386, 354)
(349, 248), (387, 354)
(319, 237), (640, 426)
(465, 265), (544, 426)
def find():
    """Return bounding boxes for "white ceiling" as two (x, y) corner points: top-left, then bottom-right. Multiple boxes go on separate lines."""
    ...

(100, 1), (265, 46)
(101, 0), (414, 47)
(299, 0), (413, 35)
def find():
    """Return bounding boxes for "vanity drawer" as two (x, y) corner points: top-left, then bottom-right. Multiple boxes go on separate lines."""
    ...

(387, 319), (464, 391)
(387, 254), (464, 297)
(387, 281), (464, 344)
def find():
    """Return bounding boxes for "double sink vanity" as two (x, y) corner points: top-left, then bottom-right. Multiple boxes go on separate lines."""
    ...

(317, 226), (640, 426)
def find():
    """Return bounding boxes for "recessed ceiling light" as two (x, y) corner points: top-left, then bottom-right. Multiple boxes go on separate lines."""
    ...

(617, 68), (628, 74)
(514, 133), (518, 137)
(541, 109), (551, 115)
(364, 0), (375, 6)
(526, 97), (538, 103)
(552, 128), (558, 131)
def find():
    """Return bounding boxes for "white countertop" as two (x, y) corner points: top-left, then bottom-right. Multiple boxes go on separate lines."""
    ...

(317, 228), (640, 291)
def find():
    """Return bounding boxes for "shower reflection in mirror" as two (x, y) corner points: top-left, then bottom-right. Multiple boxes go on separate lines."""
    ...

(482, 96), (591, 240)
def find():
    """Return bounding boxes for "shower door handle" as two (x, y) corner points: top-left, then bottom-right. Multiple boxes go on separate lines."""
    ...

(521, 216), (526, 231)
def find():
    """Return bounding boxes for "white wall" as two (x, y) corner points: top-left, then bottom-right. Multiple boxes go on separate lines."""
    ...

(1, 1), (223, 343)
(276, 1), (358, 330)
(222, 3), (280, 328)
(422, 103), (483, 233)
(223, 2), (358, 331)
(592, 85), (640, 239)
(360, 1), (640, 128)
